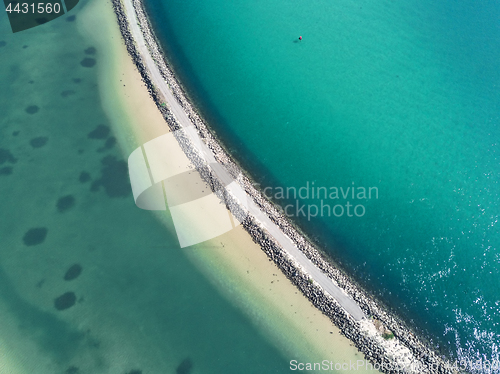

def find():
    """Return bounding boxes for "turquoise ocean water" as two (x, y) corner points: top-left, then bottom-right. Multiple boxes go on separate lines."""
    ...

(0, 1), (305, 372)
(144, 0), (500, 371)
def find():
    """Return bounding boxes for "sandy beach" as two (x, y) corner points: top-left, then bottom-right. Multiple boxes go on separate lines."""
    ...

(80, 0), (382, 370)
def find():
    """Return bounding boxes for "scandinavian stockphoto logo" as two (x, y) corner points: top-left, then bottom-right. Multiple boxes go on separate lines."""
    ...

(4, 0), (79, 33)
(128, 126), (249, 248)
(261, 182), (379, 221)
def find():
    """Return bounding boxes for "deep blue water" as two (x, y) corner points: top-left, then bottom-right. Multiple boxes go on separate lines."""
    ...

(144, 0), (500, 371)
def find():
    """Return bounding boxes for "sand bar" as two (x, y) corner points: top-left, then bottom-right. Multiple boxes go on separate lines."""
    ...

(79, 0), (382, 369)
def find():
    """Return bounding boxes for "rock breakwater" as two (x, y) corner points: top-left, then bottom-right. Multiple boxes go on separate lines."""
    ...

(111, 0), (461, 372)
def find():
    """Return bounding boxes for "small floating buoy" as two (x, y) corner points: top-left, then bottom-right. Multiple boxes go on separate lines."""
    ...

(299, 36), (302, 40)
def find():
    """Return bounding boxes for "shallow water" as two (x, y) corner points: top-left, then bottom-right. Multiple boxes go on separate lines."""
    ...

(0, 2), (305, 372)
(144, 0), (500, 370)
